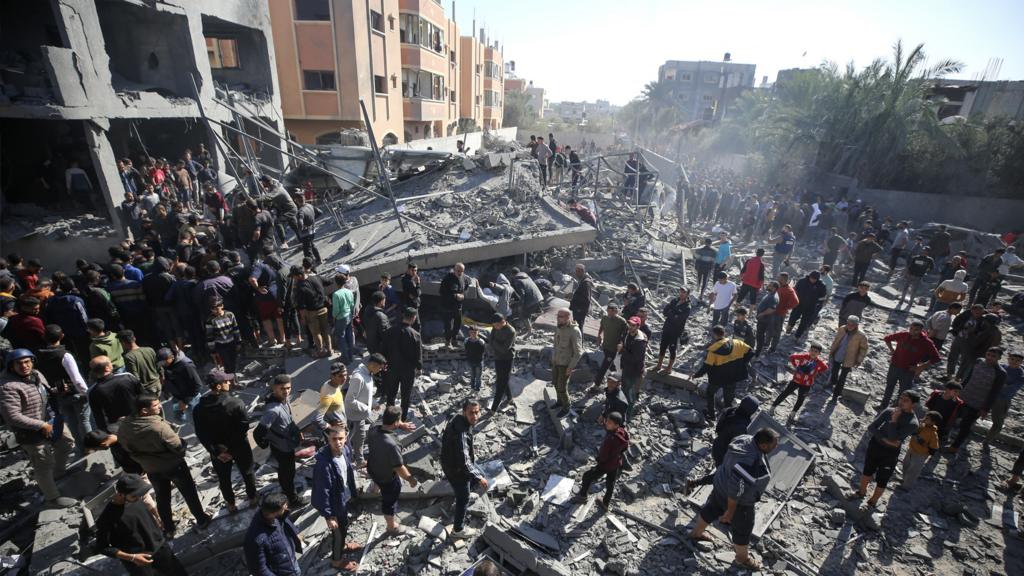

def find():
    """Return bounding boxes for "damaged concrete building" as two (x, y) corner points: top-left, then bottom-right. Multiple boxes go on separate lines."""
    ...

(0, 0), (285, 271)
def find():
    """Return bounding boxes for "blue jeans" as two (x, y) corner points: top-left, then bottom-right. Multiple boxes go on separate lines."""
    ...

(57, 395), (93, 455)
(175, 393), (202, 421)
(468, 363), (482, 391)
(334, 317), (355, 363)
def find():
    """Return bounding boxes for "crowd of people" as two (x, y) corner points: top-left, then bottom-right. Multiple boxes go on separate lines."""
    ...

(2, 142), (1023, 574)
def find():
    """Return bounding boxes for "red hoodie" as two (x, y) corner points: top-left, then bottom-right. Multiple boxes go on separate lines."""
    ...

(740, 257), (765, 289)
(596, 426), (630, 472)
(774, 284), (800, 317)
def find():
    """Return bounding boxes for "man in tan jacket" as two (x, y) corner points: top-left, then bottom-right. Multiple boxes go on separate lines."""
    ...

(118, 395), (211, 537)
(551, 308), (583, 416)
(828, 316), (869, 402)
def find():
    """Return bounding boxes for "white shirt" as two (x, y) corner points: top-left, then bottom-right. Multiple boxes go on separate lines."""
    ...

(333, 451), (352, 505)
(711, 281), (738, 310)
(999, 252), (1023, 275)
(62, 352), (88, 395)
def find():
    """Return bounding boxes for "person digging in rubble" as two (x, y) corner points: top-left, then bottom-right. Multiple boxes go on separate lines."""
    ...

(569, 263), (594, 337)
(440, 263), (473, 349)
(848, 391), (920, 510)
(441, 399), (489, 539)
(689, 428), (778, 571)
(655, 287), (692, 374)
(193, 369), (257, 514)
(594, 303), (628, 389)
(944, 346), (1006, 454)
(0, 348), (78, 508)
(683, 395), (760, 495)
(618, 316), (648, 422)
(367, 406), (418, 536)
(509, 267), (543, 328)
(96, 474), (188, 576)
(693, 325), (753, 422)
(572, 411), (630, 510)
(488, 313), (517, 413)
(770, 343), (829, 423)
(312, 424), (361, 572)
(551, 308), (583, 417)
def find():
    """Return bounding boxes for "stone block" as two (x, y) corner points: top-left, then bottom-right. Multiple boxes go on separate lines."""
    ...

(480, 525), (571, 576)
(417, 515), (447, 540)
(841, 386), (871, 405)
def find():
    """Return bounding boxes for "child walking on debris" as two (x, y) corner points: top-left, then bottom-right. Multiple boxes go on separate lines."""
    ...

(572, 411), (629, 509)
(770, 343), (829, 423)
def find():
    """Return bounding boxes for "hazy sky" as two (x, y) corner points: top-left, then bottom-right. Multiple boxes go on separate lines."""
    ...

(451, 0), (1024, 105)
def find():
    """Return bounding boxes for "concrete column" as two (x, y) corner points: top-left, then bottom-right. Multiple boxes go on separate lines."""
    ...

(83, 119), (127, 235)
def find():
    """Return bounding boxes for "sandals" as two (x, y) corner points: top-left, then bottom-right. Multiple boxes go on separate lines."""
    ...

(733, 557), (762, 571)
(342, 542), (363, 552)
(689, 533), (714, 544)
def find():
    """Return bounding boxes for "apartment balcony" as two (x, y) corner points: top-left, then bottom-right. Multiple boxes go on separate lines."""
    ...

(404, 97), (448, 121)
(400, 44), (449, 76)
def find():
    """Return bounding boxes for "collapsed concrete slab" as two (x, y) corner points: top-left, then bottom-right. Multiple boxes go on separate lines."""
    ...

(480, 524), (571, 576)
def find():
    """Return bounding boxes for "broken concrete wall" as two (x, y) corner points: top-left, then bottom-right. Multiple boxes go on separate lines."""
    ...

(390, 127), (519, 154)
(854, 187), (1024, 232)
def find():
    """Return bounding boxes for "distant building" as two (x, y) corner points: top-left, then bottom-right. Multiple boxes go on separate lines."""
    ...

(932, 79), (1024, 121)
(549, 99), (619, 124)
(270, 0), (404, 146)
(658, 56), (756, 122)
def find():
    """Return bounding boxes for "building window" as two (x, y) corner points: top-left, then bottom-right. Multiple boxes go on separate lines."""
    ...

(294, 0), (330, 21)
(402, 68), (444, 101)
(374, 75), (387, 94)
(484, 90), (501, 107)
(303, 70), (336, 90)
(450, 50), (456, 63)
(450, 88), (456, 102)
(205, 37), (239, 69)
(702, 94), (713, 102)
(399, 13), (444, 54)
(704, 73), (717, 84)
(370, 10), (384, 33)
(679, 72), (692, 81)
(484, 61), (501, 79)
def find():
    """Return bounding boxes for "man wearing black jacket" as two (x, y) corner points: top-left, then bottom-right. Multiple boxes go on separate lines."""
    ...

(400, 263), (421, 312)
(656, 287), (691, 373)
(787, 271), (826, 340)
(157, 348), (204, 422)
(600, 374), (630, 424)
(88, 356), (143, 433)
(193, 369), (256, 513)
(383, 308), (422, 420)
(569, 263), (593, 336)
(440, 263), (472, 348)
(290, 265), (332, 358)
(361, 291), (390, 356)
(440, 399), (488, 539)
(95, 474), (187, 575)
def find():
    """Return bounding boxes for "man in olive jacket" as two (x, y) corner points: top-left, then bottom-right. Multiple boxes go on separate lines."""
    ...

(118, 394), (211, 535)
(827, 315), (870, 401)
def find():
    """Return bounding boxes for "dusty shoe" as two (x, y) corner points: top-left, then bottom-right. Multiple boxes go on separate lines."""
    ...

(45, 496), (77, 508)
(450, 527), (479, 539)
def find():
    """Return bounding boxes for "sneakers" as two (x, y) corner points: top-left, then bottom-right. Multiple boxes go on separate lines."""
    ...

(450, 527), (479, 539)
(45, 496), (77, 508)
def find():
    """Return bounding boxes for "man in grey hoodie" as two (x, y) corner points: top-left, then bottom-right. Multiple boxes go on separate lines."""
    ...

(345, 354), (385, 467)
(254, 375), (308, 508)
(690, 428), (778, 571)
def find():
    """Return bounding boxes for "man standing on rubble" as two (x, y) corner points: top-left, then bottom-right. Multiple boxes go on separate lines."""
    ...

(400, 263), (421, 316)
(849, 391), (920, 510)
(535, 136), (551, 187)
(708, 272), (738, 328)
(383, 307), (422, 421)
(441, 399), (488, 539)
(488, 314), (517, 413)
(944, 346), (1006, 454)
(753, 281), (780, 357)
(0, 349), (77, 508)
(254, 375), (308, 509)
(594, 303), (628, 389)
(440, 263), (473, 349)
(118, 395), (212, 536)
(367, 406), (418, 536)
(878, 320), (941, 410)
(551, 308), (583, 417)
(693, 238), (718, 300)
(768, 224), (796, 277)
(619, 316), (649, 422)
(655, 287), (692, 374)
(569, 263), (594, 337)
(312, 425), (361, 571)
(193, 369), (257, 514)
(694, 325), (753, 422)
(787, 271), (826, 340)
(689, 428), (779, 571)
(345, 353), (384, 468)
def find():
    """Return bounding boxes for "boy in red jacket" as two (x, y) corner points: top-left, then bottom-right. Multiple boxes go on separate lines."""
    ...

(572, 412), (630, 509)
(771, 344), (829, 422)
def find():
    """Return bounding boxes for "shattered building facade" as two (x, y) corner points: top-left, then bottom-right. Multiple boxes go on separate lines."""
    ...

(0, 0), (285, 271)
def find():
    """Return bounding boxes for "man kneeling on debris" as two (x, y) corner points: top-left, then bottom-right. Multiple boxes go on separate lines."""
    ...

(689, 427), (779, 571)
(441, 399), (488, 539)
(572, 411), (630, 509)
(95, 474), (187, 576)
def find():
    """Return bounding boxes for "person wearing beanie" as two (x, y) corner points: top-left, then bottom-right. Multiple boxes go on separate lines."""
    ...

(849, 391), (920, 509)
(572, 411), (630, 509)
(95, 474), (188, 574)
